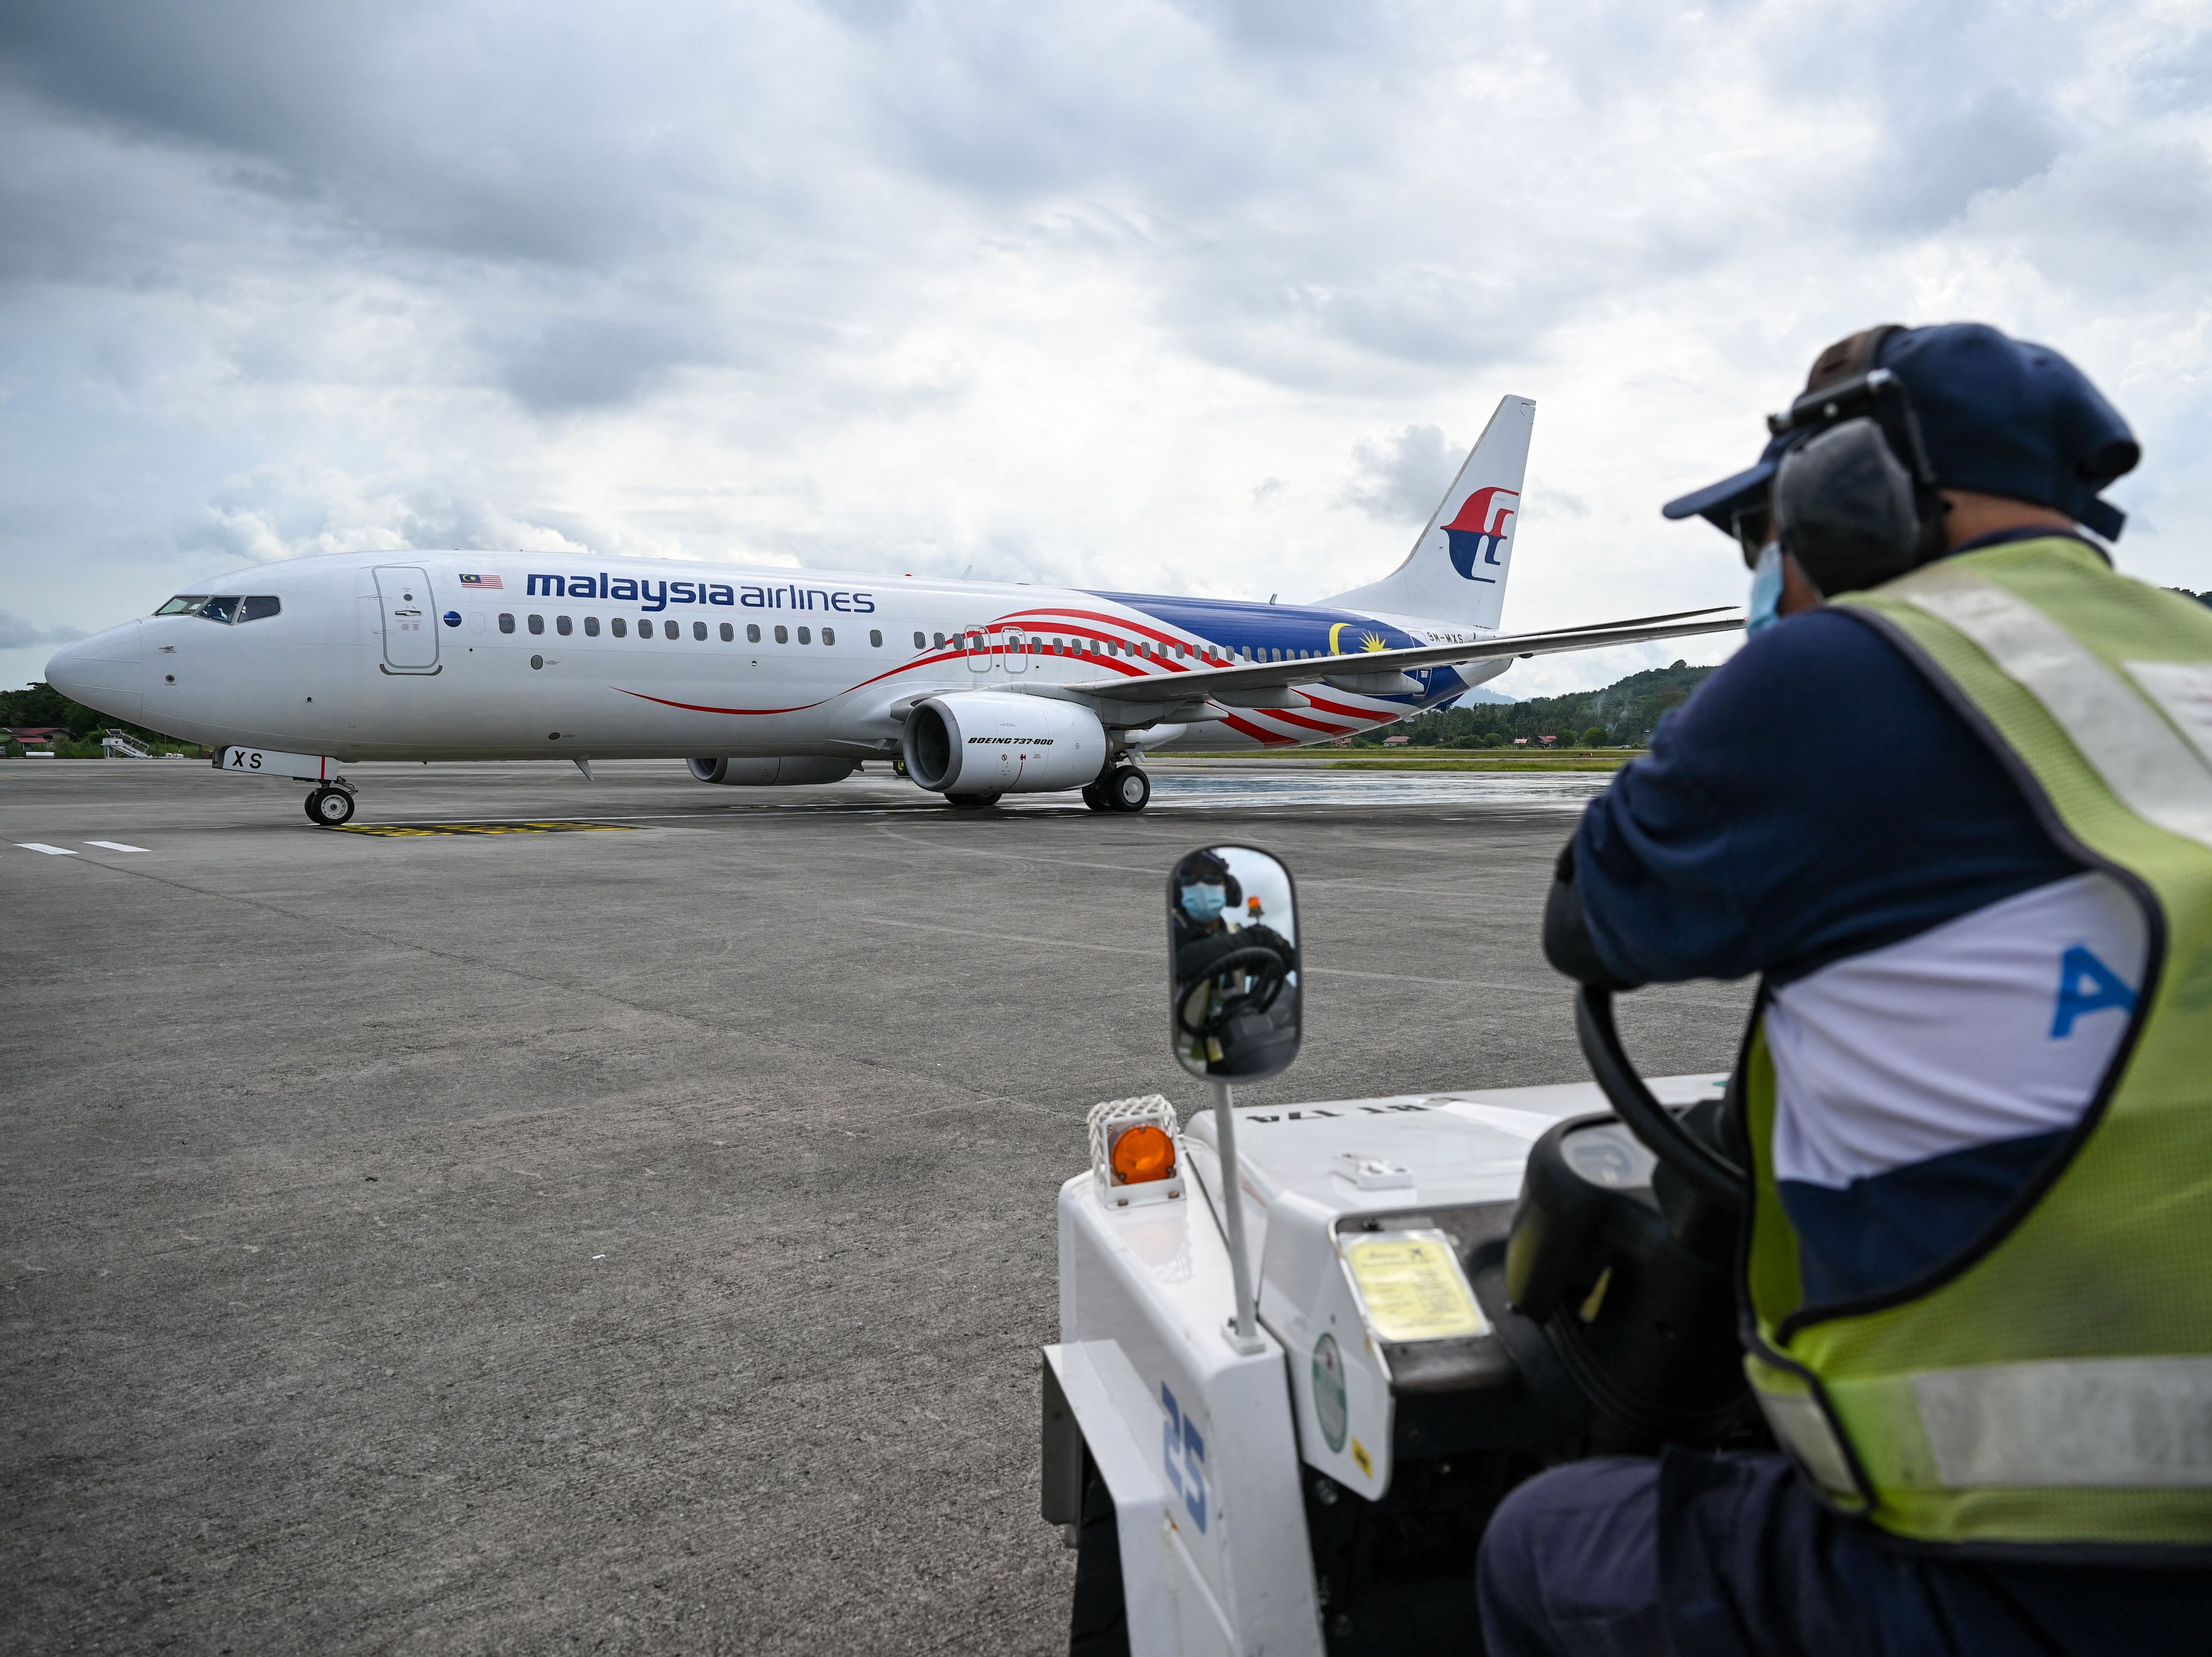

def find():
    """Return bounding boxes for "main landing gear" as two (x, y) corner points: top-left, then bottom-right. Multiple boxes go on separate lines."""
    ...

(947, 792), (1004, 810)
(305, 783), (357, 826)
(1082, 764), (1151, 814)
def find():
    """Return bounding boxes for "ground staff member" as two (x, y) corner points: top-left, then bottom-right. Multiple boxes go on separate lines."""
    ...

(1477, 323), (2212, 1656)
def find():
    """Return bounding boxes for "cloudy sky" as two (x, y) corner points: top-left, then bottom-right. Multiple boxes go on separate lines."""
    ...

(2, 0), (2207, 697)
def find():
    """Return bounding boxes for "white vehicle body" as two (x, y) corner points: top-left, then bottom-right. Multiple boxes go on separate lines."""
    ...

(43, 398), (1736, 812)
(1048, 1073), (1727, 1655)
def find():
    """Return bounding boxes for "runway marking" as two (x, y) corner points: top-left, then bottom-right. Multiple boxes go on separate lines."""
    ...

(85, 841), (149, 852)
(329, 821), (642, 837)
(15, 842), (76, 855)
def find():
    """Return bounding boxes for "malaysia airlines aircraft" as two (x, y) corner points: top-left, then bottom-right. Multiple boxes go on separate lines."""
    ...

(45, 397), (1737, 824)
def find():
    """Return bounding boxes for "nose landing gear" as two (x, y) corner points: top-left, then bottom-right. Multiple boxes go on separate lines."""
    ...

(305, 783), (357, 826)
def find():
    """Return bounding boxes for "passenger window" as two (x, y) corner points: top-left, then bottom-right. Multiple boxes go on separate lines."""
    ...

(693, 620), (707, 641)
(870, 629), (883, 648)
(913, 631), (926, 649)
(499, 612), (516, 633)
(933, 632), (946, 648)
(663, 620), (678, 639)
(241, 595), (282, 622)
(528, 615), (545, 634)
(611, 617), (627, 637)
(797, 626), (812, 644)
(720, 622), (734, 642)
(584, 616), (600, 637)
(154, 595), (209, 616)
(557, 615), (573, 635)
(774, 624), (788, 644)
(747, 624), (761, 643)
(821, 627), (835, 646)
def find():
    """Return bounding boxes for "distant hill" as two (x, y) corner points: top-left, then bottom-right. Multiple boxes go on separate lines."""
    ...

(1368, 659), (1717, 748)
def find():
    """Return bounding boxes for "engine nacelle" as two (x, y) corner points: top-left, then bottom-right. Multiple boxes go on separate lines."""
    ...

(899, 694), (1107, 796)
(686, 757), (856, 786)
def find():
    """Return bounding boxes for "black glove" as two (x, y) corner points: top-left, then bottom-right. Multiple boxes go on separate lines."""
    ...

(1543, 838), (1640, 990)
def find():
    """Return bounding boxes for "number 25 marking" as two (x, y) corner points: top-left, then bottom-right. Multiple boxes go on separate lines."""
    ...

(1160, 1382), (1207, 1533)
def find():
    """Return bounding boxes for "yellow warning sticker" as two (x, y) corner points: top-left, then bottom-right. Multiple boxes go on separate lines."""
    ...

(331, 821), (641, 837)
(1340, 1230), (1489, 1343)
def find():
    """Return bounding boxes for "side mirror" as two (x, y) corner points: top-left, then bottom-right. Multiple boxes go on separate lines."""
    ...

(1167, 843), (1302, 1084)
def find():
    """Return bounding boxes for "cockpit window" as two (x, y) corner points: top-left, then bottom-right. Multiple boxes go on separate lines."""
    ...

(153, 594), (280, 623)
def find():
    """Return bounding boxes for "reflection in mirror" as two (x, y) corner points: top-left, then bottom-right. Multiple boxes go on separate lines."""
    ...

(1168, 844), (1302, 1082)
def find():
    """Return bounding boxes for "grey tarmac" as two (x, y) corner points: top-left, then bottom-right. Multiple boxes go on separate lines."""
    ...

(0, 758), (1753, 1655)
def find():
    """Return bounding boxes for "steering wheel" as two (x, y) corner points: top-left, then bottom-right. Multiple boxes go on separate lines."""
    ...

(1177, 945), (1292, 1039)
(1574, 984), (1747, 1210)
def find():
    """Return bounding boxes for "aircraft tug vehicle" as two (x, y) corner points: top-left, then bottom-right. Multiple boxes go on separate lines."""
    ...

(1045, 845), (1755, 1655)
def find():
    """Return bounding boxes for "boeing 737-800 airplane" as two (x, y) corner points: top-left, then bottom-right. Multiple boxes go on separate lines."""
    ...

(45, 397), (1737, 823)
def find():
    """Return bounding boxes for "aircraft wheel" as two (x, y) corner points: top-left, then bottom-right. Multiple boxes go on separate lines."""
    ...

(1080, 782), (1110, 812)
(947, 792), (1001, 811)
(307, 787), (355, 826)
(1104, 766), (1150, 813)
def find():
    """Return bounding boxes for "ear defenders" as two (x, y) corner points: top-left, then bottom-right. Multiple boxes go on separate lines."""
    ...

(1768, 366), (1948, 598)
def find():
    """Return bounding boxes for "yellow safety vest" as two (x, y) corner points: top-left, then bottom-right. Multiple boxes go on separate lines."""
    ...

(1740, 537), (2212, 1555)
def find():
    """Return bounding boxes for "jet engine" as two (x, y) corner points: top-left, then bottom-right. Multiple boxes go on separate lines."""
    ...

(899, 693), (1107, 796)
(686, 758), (855, 785)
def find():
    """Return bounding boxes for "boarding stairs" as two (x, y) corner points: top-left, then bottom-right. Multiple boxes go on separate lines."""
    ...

(101, 731), (153, 759)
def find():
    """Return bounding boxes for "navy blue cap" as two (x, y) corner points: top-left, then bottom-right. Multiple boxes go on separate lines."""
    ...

(1879, 324), (2138, 539)
(1662, 430), (1791, 532)
(1664, 323), (2140, 540)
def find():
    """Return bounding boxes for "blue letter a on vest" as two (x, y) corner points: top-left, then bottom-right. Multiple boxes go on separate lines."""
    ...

(2051, 945), (2137, 1038)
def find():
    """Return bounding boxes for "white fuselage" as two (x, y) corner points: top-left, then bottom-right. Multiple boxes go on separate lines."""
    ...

(48, 550), (1506, 765)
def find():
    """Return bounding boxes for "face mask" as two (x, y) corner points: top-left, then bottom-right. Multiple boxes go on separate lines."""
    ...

(1746, 540), (1785, 635)
(1180, 882), (1227, 921)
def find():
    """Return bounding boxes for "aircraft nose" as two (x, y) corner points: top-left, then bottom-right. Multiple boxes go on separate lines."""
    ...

(46, 622), (145, 724)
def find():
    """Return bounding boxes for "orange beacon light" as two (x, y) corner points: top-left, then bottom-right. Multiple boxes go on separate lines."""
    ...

(1110, 1123), (1176, 1185)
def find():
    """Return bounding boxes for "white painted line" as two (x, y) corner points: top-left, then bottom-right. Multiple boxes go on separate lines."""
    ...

(15, 843), (78, 855)
(84, 841), (149, 852)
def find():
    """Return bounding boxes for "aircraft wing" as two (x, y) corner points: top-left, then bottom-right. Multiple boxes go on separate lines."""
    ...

(1049, 606), (1742, 709)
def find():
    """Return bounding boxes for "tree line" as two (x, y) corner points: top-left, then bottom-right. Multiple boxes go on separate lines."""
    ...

(1355, 659), (1718, 748)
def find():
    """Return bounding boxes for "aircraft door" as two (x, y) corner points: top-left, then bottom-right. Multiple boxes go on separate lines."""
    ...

(964, 626), (991, 673)
(1000, 625), (1027, 674)
(374, 566), (440, 672)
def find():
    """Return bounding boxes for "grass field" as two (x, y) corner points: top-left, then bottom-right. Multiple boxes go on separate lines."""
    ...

(1330, 756), (1633, 772)
(1172, 747), (1645, 770)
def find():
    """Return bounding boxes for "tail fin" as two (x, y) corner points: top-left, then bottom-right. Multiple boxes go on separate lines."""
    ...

(1321, 395), (1534, 630)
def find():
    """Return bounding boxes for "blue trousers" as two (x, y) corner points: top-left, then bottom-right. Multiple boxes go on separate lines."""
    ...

(1475, 1450), (2212, 1657)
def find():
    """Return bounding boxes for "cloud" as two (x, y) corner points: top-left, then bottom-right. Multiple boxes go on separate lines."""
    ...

(0, 0), (2209, 691)
(1858, 89), (2071, 234)
(0, 610), (87, 650)
(1340, 424), (1455, 523)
